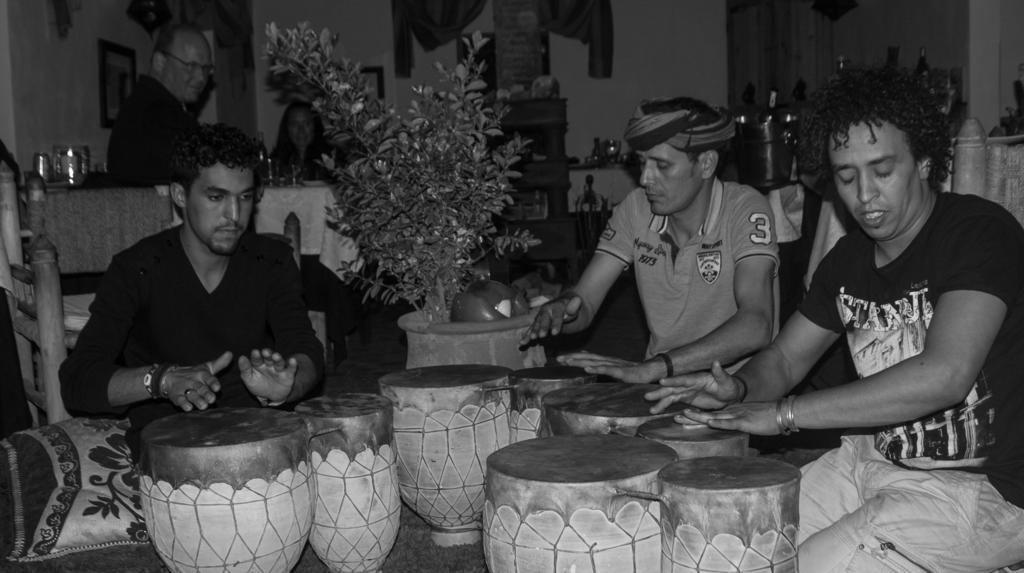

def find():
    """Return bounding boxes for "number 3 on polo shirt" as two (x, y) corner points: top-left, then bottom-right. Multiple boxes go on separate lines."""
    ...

(748, 213), (772, 245)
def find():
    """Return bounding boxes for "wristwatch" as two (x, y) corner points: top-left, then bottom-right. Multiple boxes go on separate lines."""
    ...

(142, 364), (161, 399)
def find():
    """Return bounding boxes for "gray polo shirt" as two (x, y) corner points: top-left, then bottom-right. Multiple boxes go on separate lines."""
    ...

(596, 179), (779, 359)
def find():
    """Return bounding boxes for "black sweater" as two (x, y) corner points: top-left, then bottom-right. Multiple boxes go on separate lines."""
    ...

(60, 228), (324, 456)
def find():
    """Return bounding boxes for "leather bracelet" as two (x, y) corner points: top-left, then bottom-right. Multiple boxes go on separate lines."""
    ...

(142, 364), (161, 399)
(154, 364), (175, 398)
(784, 395), (800, 433)
(656, 353), (674, 378)
(775, 398), (791, 436)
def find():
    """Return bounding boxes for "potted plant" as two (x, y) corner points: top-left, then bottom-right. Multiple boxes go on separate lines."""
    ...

(265, 23), (545, 369)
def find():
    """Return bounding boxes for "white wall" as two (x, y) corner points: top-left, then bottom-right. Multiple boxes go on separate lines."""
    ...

(7, 0), (153, 170)
(251, 0), (727, 160)
(551, 0), (726, 159)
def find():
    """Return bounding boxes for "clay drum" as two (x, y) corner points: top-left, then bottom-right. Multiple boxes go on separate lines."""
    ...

(138, 408), (314, 573)
(637, 417), (749, 459)
(483, 434), (677, 573)
(658, 456), (800, 572)
(508, 365), (594, 441)
(544, 382), (688, 436)
(378, 364), (512, 546)
(294, 394), (401, 573)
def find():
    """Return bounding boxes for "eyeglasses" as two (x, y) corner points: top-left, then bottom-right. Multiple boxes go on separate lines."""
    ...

(160, 50), (214, 76)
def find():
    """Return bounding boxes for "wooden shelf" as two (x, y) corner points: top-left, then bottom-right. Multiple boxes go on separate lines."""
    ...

(501, 98), (576, 280)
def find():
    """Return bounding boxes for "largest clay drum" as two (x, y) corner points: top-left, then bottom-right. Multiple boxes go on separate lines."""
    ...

(138, 407), (314, 573)
(378, 364), (512, 546)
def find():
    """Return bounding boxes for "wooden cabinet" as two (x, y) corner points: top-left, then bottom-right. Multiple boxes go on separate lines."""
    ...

(501, 98), (578, 280)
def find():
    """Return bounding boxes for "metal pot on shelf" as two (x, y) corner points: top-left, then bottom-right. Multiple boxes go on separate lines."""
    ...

(733, 112), (799, 189)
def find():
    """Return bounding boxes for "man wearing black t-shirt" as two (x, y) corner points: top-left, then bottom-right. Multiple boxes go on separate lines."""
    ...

(61, 124), (323, 457)
(646, 67), (1024, 571)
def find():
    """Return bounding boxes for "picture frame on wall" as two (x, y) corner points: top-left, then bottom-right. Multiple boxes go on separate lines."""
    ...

(362, 66), (385, 100)
(98, 39), (136, 128)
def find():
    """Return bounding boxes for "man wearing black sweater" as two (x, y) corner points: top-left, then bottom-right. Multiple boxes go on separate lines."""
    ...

(60, 123), (323, 457)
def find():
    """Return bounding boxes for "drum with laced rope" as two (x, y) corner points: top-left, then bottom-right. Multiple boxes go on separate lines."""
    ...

(544, 381), (688, 437)
(295, 394), (400, 572)
(656, 456), (800, 572)
(507, 365), (594, 441)
(637, 417), (749, 459)
(483, 434), (677, 573)
(378, 364), (512, 546)
(137, 407), (314, 573)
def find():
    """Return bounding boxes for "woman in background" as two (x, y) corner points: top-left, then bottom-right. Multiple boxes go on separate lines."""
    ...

(271, 101), (334, 182)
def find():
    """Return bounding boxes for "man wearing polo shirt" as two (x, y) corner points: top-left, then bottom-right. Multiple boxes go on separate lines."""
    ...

(523, 96), (778, 384)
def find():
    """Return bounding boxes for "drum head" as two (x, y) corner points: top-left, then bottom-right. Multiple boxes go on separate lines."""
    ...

(544, 382), (688, 416)
(379, 364), (511, 388)
(139, 407), (309, 488)
(295, 394), (394, 456)
(488, 435), (676, 482)
(659, 456), (800, 490)
(637, 416), (744, 443)
(295, 393), (392, 420)
(509, 365), (593, 383)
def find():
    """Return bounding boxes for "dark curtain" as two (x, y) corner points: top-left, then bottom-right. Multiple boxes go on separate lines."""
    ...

(392, 0), (487, 78)
(1, 296), (31, 438)
(538, 0), (613, 78)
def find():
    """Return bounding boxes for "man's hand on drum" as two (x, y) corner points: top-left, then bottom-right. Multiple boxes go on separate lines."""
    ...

(557, 351), (660, 384)
(521, 292), (583, 343)
(240, 348), (298, 406)
(678, 401), (781, 435)
(645, 361), (745, 412)
(163, 351), (231, 412)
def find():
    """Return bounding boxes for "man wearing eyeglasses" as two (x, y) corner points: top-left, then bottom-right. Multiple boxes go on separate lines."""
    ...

(107, 23), (213, 185)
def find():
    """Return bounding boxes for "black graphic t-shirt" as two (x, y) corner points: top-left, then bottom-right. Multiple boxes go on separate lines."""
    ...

(801, 192), (1024, 508)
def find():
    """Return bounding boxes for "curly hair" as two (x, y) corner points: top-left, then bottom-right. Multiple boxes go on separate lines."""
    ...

(797, 66), (951, 190)
(170, 123), (262, 190)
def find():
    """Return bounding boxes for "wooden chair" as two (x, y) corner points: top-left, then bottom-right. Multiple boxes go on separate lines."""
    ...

(272, 212), (329, 364)
(0, 227), (71, 424)
(1, 168), (80, 424)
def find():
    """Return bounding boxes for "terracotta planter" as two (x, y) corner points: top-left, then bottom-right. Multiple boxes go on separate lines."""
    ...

(397, 310), (546, 369)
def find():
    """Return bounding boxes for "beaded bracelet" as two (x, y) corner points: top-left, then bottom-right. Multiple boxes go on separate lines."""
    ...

(142, 363), (174, 400)
(155, 364), (175, 398)
(656, 353), (674, 378)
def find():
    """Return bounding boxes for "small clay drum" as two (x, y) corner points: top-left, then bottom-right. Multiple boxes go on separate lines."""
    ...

(294, 394), (401, 573)
(138, 408), (314, 573)
(508, 365), (595, 441)
(637, 417), (749, 459)
(483, 434), (677, 573)
(378, 364), (512, 546)
(658, 457), (801, 573)
(544, 382), (688, 436)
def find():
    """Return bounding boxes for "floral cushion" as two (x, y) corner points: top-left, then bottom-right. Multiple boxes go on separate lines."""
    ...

(0, 418), (149, 561)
